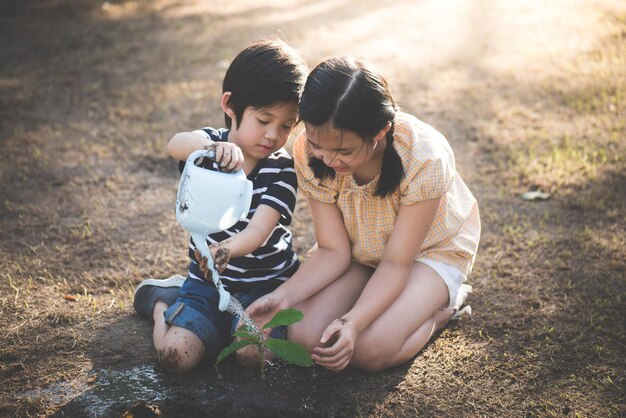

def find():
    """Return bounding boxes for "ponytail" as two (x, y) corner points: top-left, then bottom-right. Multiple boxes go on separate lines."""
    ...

(375, 122), (404, 197)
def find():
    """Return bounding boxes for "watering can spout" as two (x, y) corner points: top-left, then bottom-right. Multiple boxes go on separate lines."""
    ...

(191, 233), (231, 312)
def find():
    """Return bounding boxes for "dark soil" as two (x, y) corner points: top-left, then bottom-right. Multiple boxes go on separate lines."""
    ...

(1, 0), (624, 417)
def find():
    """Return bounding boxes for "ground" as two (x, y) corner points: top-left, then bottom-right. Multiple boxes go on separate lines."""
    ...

(1, 0), (625, 417)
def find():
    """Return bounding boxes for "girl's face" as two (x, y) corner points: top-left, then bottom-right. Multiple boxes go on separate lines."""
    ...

(229, 102), (298, 161)
(305, 123), (382, 176)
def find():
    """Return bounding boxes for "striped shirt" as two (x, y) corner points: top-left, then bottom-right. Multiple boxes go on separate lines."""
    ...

(182, 127), (299, 291)
(293, 112), (480, 276)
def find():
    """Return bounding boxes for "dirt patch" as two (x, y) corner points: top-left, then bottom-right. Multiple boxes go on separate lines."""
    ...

(1, 0), (625, 416)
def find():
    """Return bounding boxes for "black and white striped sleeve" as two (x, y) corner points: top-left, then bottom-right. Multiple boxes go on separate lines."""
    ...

(258, 160), (298, 226)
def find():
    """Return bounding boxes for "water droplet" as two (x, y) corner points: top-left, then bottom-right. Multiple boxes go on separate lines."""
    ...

(226, 297), (261, 337)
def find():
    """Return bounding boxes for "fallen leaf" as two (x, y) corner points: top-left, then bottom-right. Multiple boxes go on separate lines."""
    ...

(519, 190), (551, 201)
(63, 295), (77, 302)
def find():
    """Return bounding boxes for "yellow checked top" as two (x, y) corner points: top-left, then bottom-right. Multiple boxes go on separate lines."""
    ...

(293, 112), (481, 276)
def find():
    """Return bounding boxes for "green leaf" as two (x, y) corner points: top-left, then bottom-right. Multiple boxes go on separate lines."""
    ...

(265, 338), (312, 367)
(215, 339), (257, 365)
(262, 308), (304, 330)
(232, 326), (257, 340)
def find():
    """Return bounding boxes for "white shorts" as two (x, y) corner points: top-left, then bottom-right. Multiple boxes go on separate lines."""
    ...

(417, 258), (472, 311)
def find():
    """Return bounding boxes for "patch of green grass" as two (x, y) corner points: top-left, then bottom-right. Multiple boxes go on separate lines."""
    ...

(508, 133), (616, 192)
(562, 83), (623, 114)
(69, 216), (93, 240)
(496, 31), (625, 198)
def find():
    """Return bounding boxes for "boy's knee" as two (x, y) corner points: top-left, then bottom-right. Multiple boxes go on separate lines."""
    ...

(157, 340), (202, 372)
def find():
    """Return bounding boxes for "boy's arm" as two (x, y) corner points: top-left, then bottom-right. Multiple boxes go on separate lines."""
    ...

(167, 131), (244, 171)
(207, 205), (280, 272)
(167, 132), (211, 160)
(208, 158), (297, 272)
(221, 204), (281, 256)
(217, 157), (298, 259)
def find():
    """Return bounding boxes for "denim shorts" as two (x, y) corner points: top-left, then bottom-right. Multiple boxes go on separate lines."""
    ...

(163, 277), (284, 360)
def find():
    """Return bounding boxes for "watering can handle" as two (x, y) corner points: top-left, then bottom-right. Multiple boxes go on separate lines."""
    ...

(187, 148), (247, 178)
(187, 145), (217, 164)
(202, 143), (218, 162)
(187, 145), (240, 173)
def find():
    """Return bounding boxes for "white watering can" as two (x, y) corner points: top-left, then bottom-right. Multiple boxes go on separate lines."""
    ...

(175, 148), (253, 311)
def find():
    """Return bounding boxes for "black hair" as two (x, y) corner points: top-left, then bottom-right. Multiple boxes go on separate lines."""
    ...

(299, 57), (404, 197)
(222, 39), (308, 129)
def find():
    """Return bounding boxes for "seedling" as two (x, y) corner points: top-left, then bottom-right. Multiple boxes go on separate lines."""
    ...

(216, 308), (312, 377)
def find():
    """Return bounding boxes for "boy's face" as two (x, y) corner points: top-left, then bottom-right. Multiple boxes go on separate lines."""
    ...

(229, 102), (298, 161)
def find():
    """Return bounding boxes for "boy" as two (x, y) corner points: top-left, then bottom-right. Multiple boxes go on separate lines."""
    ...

(133, 39), (307, 372)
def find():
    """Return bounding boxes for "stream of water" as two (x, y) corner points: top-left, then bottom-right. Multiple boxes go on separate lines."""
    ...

(225, 292), (262, 337)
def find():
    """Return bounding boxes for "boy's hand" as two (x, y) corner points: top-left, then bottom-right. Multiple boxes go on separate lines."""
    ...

(193, 249), (213, 281)
(193, 243), (230, 282)
(209, 242), (231, 273)
(205, 142), (244, 172)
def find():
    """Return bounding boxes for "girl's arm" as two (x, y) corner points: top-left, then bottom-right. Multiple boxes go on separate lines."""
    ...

(343, 196), (441, 331)
(167, 131), (244, 171)
(246, 198), (352, 326)
(313, 196), (441, 370)
(277, 198), (352, 305)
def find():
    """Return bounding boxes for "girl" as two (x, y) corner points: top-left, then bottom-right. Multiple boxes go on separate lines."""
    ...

(247, 57), (480, 372)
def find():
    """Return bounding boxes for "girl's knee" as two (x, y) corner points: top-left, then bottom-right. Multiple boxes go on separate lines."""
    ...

(350, 346), (391, 373)
(287, 323), (319, 353)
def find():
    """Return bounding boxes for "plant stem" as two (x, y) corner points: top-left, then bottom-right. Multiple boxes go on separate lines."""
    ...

(258, 343), (265, 379)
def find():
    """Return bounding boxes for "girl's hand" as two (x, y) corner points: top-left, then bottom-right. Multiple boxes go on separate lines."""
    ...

(209, 242), (231, 273)
(205, 142), (244, 172)
(246, 293), (286, 337)
(312, 318), (358, 372)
